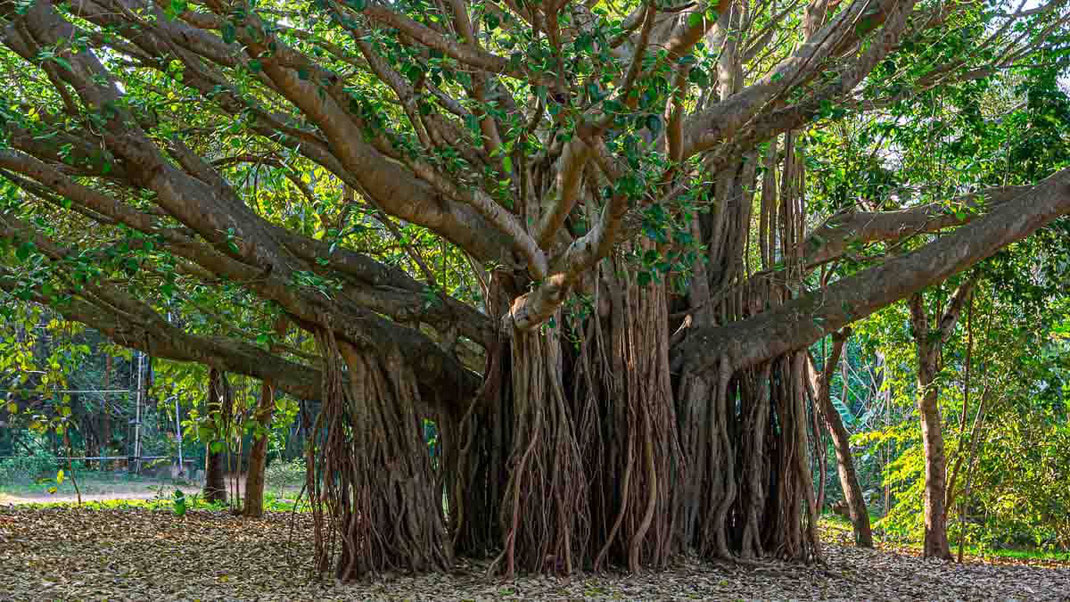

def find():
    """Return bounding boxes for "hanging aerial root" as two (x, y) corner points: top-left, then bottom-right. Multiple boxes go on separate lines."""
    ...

(495, 319), (589, 577)
(592, 267), (681, 572)
(309, 328), (451, 581)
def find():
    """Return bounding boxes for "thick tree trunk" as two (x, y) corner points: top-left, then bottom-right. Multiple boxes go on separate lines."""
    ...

(589, 265), (680, 572)
(809, 330), (873, 547)
(204, 443), (227, 504)
(310, 331), (450, 579)
(496, 320), (589, 577)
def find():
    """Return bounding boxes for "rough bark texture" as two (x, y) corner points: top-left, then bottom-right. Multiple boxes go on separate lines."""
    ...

(496, 320), (589, 576)
(309, 329), (451, 580)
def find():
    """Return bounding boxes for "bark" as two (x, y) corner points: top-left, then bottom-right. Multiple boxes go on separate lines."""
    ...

(589, 260), (680, 572)
(310, 329), (451, 579)
(496, 321), (588, 577)
(908, 281), (974, 560)
(808, 329), (873, 547)
(204, 445), (227, 504)
(242, 378), (275, 517)
(243, 317), (290, 518)
(203, 368), (230, 504)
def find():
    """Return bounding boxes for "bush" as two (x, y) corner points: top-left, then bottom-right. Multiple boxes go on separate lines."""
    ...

(264, 457), (305, 490)
(0, 451), (60, 485)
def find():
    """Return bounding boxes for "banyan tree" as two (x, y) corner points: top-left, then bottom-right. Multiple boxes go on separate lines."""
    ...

(0, 0), (1068, 580)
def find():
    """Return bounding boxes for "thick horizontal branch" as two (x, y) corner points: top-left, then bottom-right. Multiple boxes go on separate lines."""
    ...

(0, 266), (324, 401)
(675, 167), (1070, 372)
(801, 185), (1031, 268)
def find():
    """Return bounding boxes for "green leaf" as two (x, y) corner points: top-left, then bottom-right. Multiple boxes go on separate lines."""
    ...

(222, 22), (237, 44)
(15, 241), (34, 261)
(645, 114), (662, 135)
(173, 489), (187, 516)
(831, 395), (856, 426)
(56, 469), (65, 484)
(210, 441), (225, 453)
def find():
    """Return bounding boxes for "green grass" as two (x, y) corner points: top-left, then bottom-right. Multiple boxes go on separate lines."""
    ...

(2, 489), (310, 514)
(0, 470), (162, 494)
(818, 514), (1069, 563)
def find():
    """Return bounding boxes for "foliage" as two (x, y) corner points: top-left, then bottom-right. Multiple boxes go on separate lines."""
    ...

(264, 457), (306, 491)
(0, 448), (58, 485)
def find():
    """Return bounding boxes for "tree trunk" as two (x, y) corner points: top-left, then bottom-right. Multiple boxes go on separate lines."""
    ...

(496, 319), (589, 577)
(908, 283), (974, 561)
(809, 329), (873, 547)
(242, 378), (274, 517)
(203, 368), (229, 504)
(243, 317), (289, 518)
(917, 375), (951, 559)
(204, 443), (227, 504)
(308, 330), (451, 580)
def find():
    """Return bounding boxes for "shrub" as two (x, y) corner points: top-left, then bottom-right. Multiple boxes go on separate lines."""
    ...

(0, 451), (60, 485)
(264, 457), (305, 490)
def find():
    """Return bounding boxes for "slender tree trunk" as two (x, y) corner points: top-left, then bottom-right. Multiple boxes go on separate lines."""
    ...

(244, 318), (289, 518)
(809, 329), (873, 547)
(916, 374), (951, 559)
(242, 378), (274, 517)
(909, 282), (974, 560)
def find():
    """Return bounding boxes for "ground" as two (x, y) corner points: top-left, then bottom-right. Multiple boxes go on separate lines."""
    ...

(0, 471), (297, 506)
(1, 505), (1068, 600)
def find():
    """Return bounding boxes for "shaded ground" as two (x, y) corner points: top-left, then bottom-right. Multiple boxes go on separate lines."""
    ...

(1, 506), (1068, 600)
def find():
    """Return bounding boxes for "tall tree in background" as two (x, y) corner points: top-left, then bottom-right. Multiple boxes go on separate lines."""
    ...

(0, 0), (1067, 579)
(908, 280), (974, 559)
(243, 316), (288, 517)
(810, 328), (873, 547)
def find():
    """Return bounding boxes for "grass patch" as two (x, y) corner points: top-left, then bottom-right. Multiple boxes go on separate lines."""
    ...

(2, 489), (311, 514)
(818, 515), (1069, 563)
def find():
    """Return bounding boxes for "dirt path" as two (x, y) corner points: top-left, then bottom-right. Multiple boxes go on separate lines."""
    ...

(0, 475), (252, 505)
(1, 506), (1067, 600)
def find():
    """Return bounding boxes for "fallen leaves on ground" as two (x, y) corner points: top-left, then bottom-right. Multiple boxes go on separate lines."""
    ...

(1, 506), (1067, 600)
